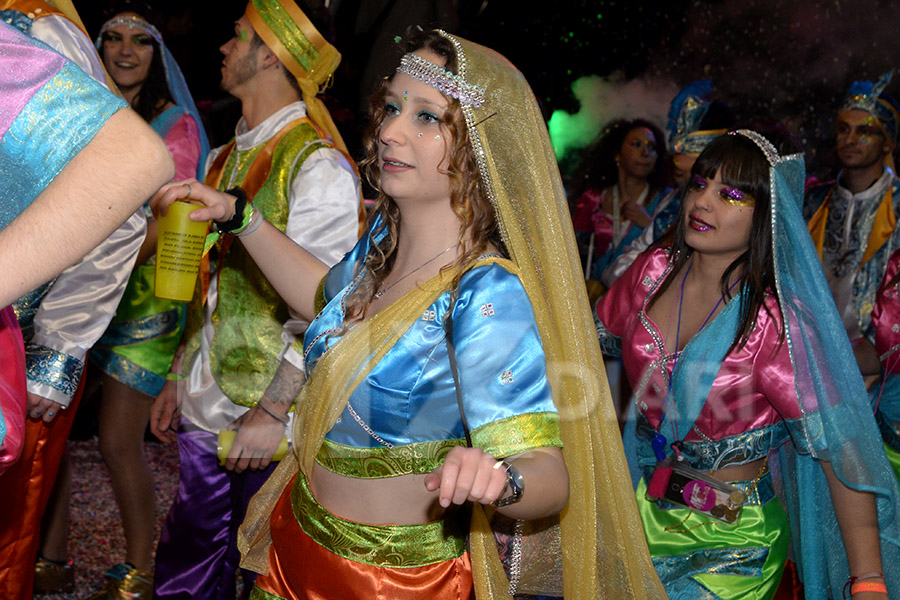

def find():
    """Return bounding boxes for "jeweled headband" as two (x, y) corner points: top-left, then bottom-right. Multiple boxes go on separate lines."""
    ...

(730, 129), (781, 166)
(841, 71), (899, 145)
(95, 14), (162, 48)
(396, 52), (485, 108)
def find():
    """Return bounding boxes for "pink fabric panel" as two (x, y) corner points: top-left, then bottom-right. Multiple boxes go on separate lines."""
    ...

(873, 248), (900, 374)
(163, 112), (201, 181)
(0, 24), (65, 141)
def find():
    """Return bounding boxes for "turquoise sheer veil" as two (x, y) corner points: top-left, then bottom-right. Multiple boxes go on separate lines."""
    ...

(734, 129), (900, 597)
(95, 14), (209, 179)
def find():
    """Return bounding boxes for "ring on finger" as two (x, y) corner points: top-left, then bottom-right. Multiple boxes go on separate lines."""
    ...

(184, 183), (193, 198)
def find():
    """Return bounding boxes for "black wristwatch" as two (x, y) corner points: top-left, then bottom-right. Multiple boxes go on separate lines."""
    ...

(492, 461), (525, 507)
(214, 187), (249, 233)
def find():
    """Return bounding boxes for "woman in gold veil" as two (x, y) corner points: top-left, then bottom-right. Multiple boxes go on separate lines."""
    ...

(153, 29), (664, 600)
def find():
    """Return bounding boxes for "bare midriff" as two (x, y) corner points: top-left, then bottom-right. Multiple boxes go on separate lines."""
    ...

(309, 464), (446, 525)
(708, 456), (768, 483)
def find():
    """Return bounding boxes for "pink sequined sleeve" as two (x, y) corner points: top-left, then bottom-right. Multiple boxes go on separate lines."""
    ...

(163, 113), (201, 181)
(873, 248), (900, 373)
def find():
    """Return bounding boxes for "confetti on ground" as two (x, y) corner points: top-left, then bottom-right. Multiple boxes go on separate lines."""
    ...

(39, 439), (179, 599)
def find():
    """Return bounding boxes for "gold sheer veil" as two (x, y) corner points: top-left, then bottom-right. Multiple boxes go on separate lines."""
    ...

(438, 32), (665, 599)
(238, 28), (666, 600)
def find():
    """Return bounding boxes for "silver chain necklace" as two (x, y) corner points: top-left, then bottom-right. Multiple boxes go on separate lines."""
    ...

(373, 244), (455, 300)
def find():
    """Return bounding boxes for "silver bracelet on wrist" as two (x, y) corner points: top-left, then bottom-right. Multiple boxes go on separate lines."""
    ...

(234, 204), (264, 237)
(256, 397), (289, 425)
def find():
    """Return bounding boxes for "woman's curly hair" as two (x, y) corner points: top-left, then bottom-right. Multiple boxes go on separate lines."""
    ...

(346, 30), (505, 324)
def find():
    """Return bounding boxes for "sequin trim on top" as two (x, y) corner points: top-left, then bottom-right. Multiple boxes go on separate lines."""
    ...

(25, 344), (83, 397)
(290, 472), (467, 567)
(97, 14), (163, 45)
(397, 53), (485, 108)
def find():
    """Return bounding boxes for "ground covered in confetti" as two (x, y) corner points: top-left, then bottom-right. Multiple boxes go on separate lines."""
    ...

(39, 439), (179, 600)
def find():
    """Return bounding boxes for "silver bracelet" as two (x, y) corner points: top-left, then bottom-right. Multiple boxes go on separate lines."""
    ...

(234, 205), (264, 237)
(256, 397), (289, 425)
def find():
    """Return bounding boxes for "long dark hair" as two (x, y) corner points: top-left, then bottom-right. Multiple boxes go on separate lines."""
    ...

(569, 118), (669, 203)
(101, 1), (174, 123)
(653, 133), (781, 352)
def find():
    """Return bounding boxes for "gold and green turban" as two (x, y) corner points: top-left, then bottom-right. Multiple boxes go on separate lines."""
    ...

(245, 0), (347, 153)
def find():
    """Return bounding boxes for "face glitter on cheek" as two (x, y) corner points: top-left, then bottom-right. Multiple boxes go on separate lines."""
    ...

(435, 135), (441, 140)
(418, 133), (423, 138)
(404, 90), (408, 101)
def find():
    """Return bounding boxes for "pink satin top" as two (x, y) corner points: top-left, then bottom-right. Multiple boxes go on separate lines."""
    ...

(596, 248), (803, 448)
(873, 248), (900, 375)
(164, 112), (202, 182)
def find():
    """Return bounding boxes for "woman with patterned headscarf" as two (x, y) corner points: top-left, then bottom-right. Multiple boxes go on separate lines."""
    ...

(154, 27), (666, 600)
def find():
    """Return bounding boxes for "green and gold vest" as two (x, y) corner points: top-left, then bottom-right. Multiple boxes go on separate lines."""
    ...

(183, 118), (331, 407)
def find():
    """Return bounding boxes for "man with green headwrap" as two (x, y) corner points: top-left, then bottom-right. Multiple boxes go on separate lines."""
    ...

(149, 1), (361, 597)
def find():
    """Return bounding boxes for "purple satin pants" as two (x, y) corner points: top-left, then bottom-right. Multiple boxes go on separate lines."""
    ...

(153, 428), (277, 600)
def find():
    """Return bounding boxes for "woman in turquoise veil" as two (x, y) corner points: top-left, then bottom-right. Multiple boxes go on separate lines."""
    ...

(596, 130), (900, 599)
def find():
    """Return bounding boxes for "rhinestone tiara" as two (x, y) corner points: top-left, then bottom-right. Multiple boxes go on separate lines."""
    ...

(397, 53), (485, 108)
(98, 15), (163, 46)
(730, 129), (780, 166)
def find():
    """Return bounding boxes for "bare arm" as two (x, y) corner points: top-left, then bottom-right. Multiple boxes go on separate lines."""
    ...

(854, 337), (882, 378)
(822, 460), (887, 599)
(425, 446), (569, 520)
(152, 181), (328, 322)
(0, 108), (173, 307)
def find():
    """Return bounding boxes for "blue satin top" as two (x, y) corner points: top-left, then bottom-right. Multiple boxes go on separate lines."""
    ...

(306, 233), (562, 478)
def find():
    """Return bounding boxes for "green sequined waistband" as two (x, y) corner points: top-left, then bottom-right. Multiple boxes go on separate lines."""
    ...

(291, 473), (467, 567)
(314, 438), (463, 478)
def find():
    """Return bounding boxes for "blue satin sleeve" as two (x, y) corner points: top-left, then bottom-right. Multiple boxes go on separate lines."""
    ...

(322, 216), (385, 303)
(0, 60), (125, 230)
(450, 265), (560, 453)
(314, 261), (560, 457)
